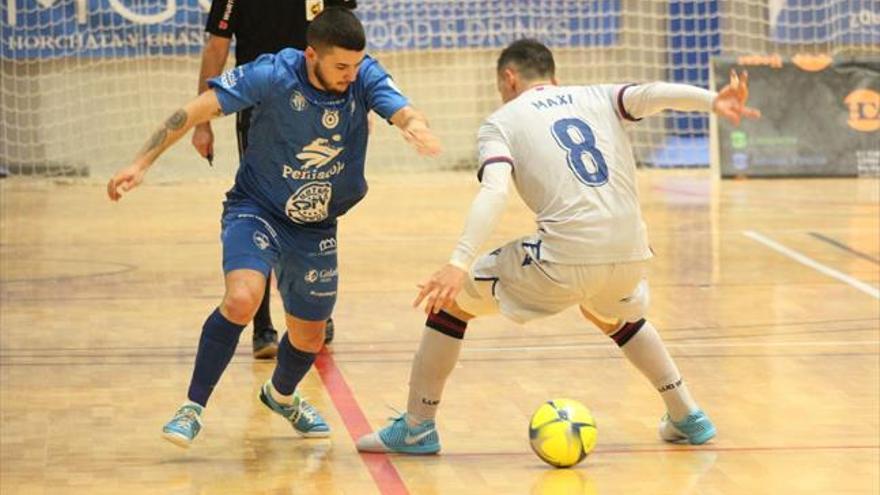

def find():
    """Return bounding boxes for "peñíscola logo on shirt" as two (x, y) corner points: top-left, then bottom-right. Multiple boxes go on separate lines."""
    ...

(295, 137), (343, 169)
(285, 181), (332, 224)
(283, 135), (346, 181)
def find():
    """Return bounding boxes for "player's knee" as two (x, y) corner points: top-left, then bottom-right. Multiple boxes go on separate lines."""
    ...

(287, 322), (325, 353)
(221, 286), (262, 323)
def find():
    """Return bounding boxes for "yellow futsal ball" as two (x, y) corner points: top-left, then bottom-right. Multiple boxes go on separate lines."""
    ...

(528, 398), (597, 468)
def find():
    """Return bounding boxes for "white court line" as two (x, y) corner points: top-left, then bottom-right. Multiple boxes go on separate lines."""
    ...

(743, 230), (880, 299)
(463, 340), (880, 353)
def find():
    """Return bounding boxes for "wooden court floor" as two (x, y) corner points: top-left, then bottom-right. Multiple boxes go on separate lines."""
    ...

(1, 170), (878, 494)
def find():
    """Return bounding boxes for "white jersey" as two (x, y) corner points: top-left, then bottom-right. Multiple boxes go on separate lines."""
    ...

(477, 84), (652, 265)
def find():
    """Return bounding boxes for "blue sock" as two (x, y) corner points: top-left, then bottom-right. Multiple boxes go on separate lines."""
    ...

(271, 333), (316, 396)
(187, 308), (246, 406)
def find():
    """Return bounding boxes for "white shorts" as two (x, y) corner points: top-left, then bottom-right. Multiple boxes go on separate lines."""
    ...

(455, 236), (650, 324)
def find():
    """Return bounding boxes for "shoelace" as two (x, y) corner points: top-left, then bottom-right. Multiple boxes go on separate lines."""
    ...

(297, 400), (321, 424)
(385, 405), (406, 423)
(172, 408), (200, 427)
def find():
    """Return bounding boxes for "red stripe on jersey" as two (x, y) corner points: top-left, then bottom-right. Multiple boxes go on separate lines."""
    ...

(477, 156), (514, 181)
(616, 83), (641, 122)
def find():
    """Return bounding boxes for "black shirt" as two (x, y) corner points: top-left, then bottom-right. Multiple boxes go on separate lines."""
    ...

(205, 0), (357, 65)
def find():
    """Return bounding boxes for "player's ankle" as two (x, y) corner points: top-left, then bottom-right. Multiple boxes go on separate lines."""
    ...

(405, 412), (430, 428)
(269, 382), (294, 406)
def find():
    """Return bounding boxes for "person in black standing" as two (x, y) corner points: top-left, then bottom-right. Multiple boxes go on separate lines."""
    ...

(192, 0), (355, 358)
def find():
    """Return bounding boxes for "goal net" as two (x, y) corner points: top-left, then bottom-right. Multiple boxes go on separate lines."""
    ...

(1, 0), (878, 181)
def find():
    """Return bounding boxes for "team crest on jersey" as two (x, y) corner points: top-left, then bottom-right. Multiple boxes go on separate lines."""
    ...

(285, 181), (332, 224)
(322, 109), (340, 129)
(290, 91), (308, 112)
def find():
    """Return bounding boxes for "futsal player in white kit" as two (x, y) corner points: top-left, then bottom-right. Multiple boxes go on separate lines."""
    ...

(357, 39), (760, 454)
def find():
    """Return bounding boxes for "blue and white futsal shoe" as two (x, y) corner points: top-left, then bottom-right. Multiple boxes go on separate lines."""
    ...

(162, 402), (204, 448)
(659, 409), (717, 445)
(356, 413), (440, 454)
(259, 380), (330, 438)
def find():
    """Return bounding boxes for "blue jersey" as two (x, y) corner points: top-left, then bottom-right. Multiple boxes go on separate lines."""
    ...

(208, 48), (408, 226)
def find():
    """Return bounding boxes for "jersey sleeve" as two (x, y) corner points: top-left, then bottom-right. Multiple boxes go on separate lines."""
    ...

(610, 84), (642, 122)
(361, 60), (409, 120)
(476, 119), (514, 181)
(207, 54), (277, 115)
(205, 0), (236, 38)
(449, 162), (512, 269)
(616, 82), (716, 120)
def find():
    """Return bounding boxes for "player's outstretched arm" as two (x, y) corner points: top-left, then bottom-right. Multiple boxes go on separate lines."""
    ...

(712, 69), (761, 126)
(107, 90), (224, 201)
(389, 106), (442, 157)
(620, 69), (760, 126)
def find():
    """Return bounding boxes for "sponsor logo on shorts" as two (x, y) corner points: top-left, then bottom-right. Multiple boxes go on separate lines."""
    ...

(304, 268), (337, 284)
(252, 231), (270, 250)
(285, 181), (332, 224)
(319, 237), (337, 253)
(309, 290), (337, 298)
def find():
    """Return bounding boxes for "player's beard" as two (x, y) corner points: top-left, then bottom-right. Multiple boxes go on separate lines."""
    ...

(314, 61), (347, 96)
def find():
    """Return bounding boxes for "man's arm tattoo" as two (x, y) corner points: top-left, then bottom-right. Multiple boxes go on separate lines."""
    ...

(138, 108), (188, 156)
(165, 109), (187, 130)
(139, 128), (168, 156)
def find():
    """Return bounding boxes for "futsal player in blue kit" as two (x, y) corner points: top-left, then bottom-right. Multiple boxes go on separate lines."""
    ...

(107, 8), (441, 447)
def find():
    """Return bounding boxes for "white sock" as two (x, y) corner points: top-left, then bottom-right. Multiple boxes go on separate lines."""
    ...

(406, 326), (463, 425)
(270, 382), (295, 406)
(618, 321), (699, 421)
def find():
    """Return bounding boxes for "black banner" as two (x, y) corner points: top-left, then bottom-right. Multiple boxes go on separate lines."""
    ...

(715, 55), (879, 177)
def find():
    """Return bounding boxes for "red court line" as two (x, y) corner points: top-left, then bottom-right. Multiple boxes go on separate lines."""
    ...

(315, 350), (409, 495)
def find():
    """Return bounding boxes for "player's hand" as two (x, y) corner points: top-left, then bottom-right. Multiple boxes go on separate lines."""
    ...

(191, 122), (214, 160)
(401, 119), (442, 157)
(713, 69), (761, 126)
(413, 263), (467, 314)
(107, 163), (147, 201)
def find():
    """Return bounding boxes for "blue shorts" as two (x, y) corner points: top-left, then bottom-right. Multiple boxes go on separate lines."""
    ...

(220, 199), (338, 321)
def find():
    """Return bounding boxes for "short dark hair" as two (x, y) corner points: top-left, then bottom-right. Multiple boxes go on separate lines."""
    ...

(307, 7), (366, 52)
(496, 39), (555, 81)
